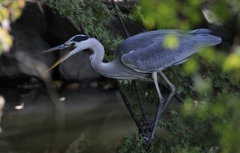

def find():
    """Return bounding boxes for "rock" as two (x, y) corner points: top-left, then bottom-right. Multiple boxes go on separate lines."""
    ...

(0, 3), (55, 79)
(43, 7), (101, 81)
(0, 2), (101, 81)
(58, 51), (101, 81)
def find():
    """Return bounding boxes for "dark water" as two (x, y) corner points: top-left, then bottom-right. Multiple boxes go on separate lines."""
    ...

(0, 85), (137, 153)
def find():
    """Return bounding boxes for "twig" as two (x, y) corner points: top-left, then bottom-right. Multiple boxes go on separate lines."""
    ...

(111, 0), (130, 37)
(110, 0), (147, 133)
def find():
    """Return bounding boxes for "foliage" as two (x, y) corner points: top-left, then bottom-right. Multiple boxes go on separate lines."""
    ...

(0, 0), (25, 54)
(49, 0), (133, 59)
(115, 133), (147, 153)
(118, 0), (240, 153)
(134, 0), (238, 30)
(50, 0), (240, 153)
(180, 51), (240, 153)
(134, 0), (202, 29)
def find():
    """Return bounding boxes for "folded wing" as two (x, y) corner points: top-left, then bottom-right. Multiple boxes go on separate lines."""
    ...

(121, 29), (221, 73)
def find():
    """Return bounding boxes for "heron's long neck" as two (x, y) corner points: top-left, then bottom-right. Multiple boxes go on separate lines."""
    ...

(89, 38), (114, 77)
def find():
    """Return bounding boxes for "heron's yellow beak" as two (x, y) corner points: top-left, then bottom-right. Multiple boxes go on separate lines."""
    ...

(46, 51), (72, 72)
(40, 44), (74, 72)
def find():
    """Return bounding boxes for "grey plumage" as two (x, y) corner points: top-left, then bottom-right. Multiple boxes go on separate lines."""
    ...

(120, 29), (221, 72)
(42, 28), (221, 144)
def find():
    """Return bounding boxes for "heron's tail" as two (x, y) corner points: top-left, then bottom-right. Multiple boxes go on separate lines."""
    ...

(190, 29), (222, 46)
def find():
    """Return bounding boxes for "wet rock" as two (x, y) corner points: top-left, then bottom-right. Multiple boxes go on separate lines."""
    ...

(0, 3), (55, 79)
(43, 8), (101, 81)
(0, 2), (100, 81)
(58, 51), (101, 81)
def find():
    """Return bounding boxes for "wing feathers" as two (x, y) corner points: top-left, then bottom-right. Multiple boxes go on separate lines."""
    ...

(121, 29), (221, 73)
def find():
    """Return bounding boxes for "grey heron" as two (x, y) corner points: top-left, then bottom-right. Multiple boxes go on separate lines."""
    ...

(42, 29), (221, 143)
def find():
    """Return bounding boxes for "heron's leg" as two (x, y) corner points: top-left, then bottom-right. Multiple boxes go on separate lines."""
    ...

(159, 71), (176, 111)
(146, 72), (164, 144)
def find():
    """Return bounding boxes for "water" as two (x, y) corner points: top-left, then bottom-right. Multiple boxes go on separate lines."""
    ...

(0, 85), (137, 153)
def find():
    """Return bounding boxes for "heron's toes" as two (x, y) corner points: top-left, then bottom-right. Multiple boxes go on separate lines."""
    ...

(143, 135), (149, 141)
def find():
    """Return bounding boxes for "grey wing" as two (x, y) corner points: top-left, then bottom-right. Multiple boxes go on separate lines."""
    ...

(121, 40), (198, 73)
(119, 29), (221, 73)
(116, 29), (221, 57)
(115, 30), (180, 57)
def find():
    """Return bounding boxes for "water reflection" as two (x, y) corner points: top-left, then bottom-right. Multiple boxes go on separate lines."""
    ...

(0, 86), (136, 153)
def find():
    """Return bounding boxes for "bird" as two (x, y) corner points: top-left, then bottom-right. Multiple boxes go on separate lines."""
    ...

(41, 29), (221, 144)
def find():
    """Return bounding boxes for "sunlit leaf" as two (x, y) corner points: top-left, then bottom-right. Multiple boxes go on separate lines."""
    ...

(0, 7), (9, 22)
(183, 58), (199, 75)
(0, 0), (25, 53)
(223, 52), (240, 71)
(18, 0), (26, 8)
(188, 0), (201, 6)
(163, 34), (179, 49)
(182, 97), (195, 115)
(198, 47), (216, 63)
(143, 16), (155, 29)
(196, 100), (210, 119)
(211, 102), (226, 117)
(193, 74), (212, 94)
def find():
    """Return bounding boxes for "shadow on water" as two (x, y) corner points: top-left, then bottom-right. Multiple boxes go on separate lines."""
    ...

(0, 85), (136, 153)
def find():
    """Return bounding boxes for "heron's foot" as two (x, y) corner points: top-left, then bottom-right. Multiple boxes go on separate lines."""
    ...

(139, 117), (157, 144)
(143, 133), (155, 144)
(143, 135), (151, 145)
(139, 98), (164, 145)
(140, 117), (154, 132)
(143, 101), (164, 144)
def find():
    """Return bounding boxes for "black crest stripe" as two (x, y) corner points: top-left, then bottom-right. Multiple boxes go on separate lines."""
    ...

(71, 35), (89, 42)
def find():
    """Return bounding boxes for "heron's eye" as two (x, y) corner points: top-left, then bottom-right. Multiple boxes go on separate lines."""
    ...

(64, 42), (75, 47)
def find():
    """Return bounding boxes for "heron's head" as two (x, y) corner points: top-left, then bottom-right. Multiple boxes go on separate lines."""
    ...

(41, 34), (90, 72)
